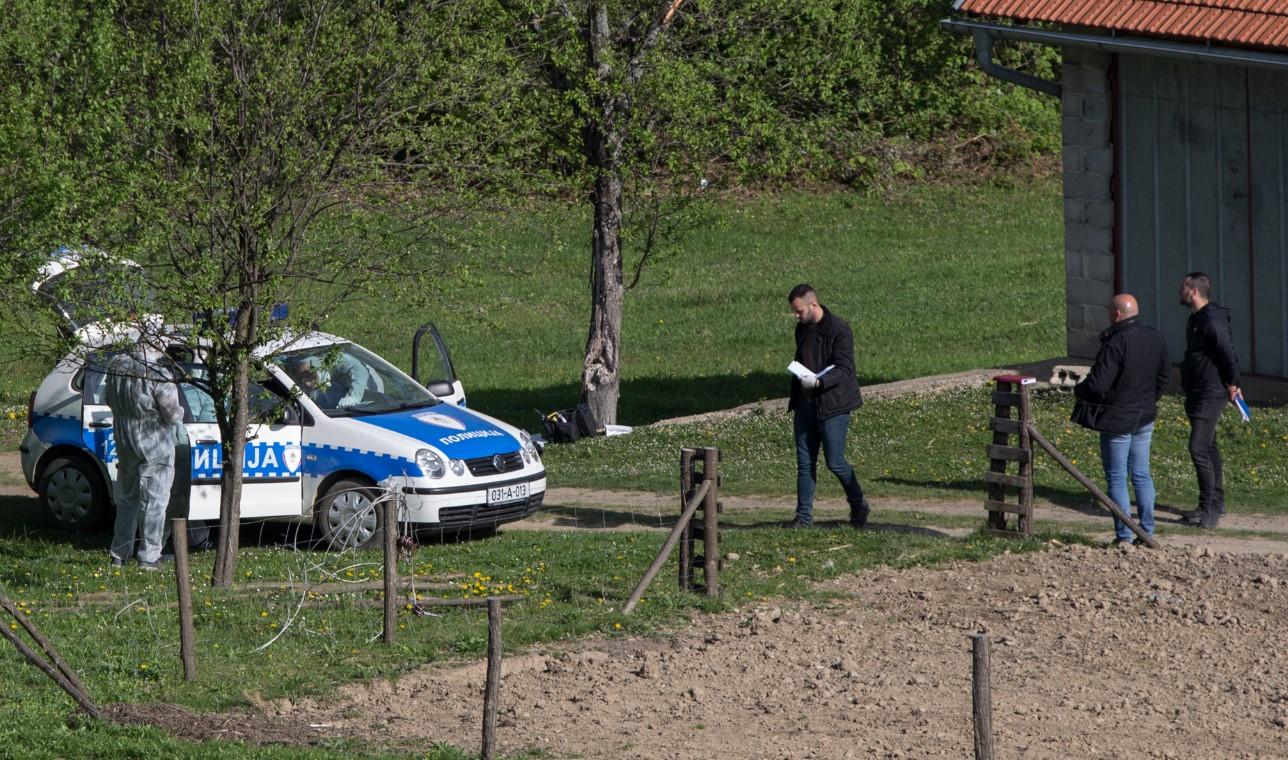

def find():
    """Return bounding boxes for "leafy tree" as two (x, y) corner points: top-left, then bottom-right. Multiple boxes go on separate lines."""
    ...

(488, 0), (1058, 425)
(1, 0), (482, 586)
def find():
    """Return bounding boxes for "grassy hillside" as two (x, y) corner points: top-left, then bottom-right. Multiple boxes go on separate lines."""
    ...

(0, 180), (1066, 435)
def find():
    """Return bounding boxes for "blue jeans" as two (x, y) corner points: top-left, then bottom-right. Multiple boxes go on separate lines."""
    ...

(1099, 422), (1156, 541)
(794, 400), (865, 525)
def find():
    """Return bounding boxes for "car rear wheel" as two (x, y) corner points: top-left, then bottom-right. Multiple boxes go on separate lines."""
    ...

(39, 456), (110, 531)
(316, 479), (385, 551)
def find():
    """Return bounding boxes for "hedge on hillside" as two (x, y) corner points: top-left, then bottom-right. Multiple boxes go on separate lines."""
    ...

(440, 0), (1062, 192)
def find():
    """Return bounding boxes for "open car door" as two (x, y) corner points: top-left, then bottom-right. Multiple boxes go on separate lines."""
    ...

(79, 353), (119, 482)
(31, 247), (157, 345)
(411, 321), (465, 405)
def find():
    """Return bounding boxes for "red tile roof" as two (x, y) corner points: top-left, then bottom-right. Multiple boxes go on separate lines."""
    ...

(955, 0), (1288, 52)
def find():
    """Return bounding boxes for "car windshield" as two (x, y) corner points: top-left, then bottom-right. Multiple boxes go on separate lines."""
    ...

(275, 342), (438, 417)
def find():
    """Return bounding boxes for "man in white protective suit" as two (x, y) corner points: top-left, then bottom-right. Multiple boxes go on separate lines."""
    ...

(106, 339), (184, 570)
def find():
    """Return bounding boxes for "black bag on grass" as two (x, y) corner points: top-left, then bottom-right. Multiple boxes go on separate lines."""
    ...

(539, 402), (599, 443)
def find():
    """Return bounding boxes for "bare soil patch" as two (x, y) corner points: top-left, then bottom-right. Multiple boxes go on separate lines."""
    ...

(159, 543), (1288, 759)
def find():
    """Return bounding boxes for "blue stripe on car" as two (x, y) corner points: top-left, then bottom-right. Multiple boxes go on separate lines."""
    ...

(303, 443), (422, 481)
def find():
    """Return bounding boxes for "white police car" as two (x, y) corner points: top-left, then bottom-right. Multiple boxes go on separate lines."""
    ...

(20, 258), (545, 549)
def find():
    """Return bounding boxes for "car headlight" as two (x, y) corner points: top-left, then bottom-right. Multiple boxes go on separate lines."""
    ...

(416, 449), (445, 479)
(449, 458), (465, 476)
(519, 430), (539, 463)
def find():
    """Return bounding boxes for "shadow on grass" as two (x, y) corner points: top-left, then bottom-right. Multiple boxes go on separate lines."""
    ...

(469, 370), (895, 429)
(875, 476), (1100, 512)
(0, 494), (107, 553)
(875, 477), (1211, 529)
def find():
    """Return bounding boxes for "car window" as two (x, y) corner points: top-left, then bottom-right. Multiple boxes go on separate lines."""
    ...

(276, 342), (437, 417)
(79, 353), (113, 406)
(176, 363), (217, 424)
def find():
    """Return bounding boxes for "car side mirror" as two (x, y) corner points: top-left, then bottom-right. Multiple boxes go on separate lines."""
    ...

(426, 380), (453, 398)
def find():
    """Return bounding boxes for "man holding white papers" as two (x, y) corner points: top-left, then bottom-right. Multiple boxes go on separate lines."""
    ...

(1177, 272), (1242, 530)
(785, 284), (868, 529)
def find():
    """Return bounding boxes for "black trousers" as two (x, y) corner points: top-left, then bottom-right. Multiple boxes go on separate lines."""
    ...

(1185, 394), (1226, 516)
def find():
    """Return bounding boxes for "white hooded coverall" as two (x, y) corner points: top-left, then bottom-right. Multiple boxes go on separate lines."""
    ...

(106, 346), (184, 563)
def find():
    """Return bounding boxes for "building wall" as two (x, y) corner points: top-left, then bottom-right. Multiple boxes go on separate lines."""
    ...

(1061, 47), (1115, 358)
(1113, 53), (1288, 378)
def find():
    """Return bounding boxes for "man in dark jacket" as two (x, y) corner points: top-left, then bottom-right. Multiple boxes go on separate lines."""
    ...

(785, 284), (868, 528)
(1177, 272), (1242, 529)
(1072, 294), (1170, 545)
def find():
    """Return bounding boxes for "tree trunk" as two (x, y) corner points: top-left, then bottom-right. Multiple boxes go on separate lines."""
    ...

(582, 167), (624, 426)
(581, 2), (625, 427)
(211, 353), (248, 587)
(210, 296), (255, 588)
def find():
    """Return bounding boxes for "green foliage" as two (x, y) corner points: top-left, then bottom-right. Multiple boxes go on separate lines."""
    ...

(483, 0), (1062, 191)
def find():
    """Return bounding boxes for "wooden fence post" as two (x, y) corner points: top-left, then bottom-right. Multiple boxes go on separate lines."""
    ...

(482, 597), (503, 760)
(678, 448), (695, 591)
(623, 480), (711, 615)
(171, 518), (197, 681)
(701, 447), (720, 599)
(971, 632), (994, 760)
(382, 497), (398, 644)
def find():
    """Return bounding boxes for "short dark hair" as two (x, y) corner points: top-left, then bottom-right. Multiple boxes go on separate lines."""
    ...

(1184, 272), (1211, 299)
(787, 283), (816, 302)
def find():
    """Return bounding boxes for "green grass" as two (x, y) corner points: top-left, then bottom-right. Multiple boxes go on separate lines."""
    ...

(0, 180), (1065, 434)
(0, 490), (1053, 757)
(542, 385), (1288, 513)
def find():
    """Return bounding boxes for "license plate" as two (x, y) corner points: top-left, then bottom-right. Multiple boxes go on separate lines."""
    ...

(488, 482), (528, 505)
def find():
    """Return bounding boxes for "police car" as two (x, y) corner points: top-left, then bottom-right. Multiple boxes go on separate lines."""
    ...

(20, 255), (546, 549)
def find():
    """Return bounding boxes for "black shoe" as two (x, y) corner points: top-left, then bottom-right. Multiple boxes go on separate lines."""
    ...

(1199, 512), (1220, 530)
(1132, 537), (1153, 547)
(783, 518), (811, 529)
(1179, 510), (1203, 526)
(1113, 537), (1133, 547)
(139, 554), (175, 571)
(850, 500), (870, 529)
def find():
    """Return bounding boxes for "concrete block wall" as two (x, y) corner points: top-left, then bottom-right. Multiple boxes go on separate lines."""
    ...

(1061, 47), (1115, 358)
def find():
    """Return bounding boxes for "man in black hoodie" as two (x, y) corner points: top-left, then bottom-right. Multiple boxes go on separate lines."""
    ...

(1177, 272), (1242, 529)
(785, 284), (868, 528)
(1072, 294), (1170, 545)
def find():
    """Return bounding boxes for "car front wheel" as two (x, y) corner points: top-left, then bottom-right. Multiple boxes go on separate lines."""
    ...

(316, 478), (386, 551)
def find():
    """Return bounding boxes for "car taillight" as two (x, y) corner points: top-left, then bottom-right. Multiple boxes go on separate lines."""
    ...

(27, 391), (35, 429)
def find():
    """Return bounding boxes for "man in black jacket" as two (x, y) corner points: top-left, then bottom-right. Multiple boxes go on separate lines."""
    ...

(1072, 294), (1170, 545)
(785, 284), (868, 528)
(1177, 272), (1242, 529)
